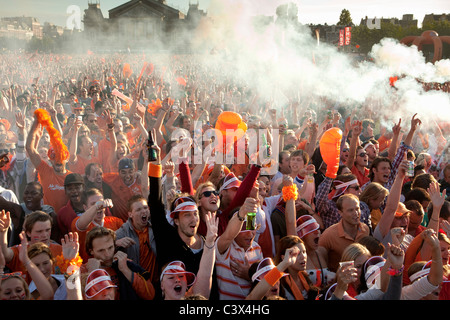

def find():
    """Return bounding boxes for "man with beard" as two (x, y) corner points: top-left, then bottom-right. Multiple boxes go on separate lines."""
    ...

(57, 173), (86, 236)
(25, 115), (71, 212)
(0, 182), (59, 245)
(115, 195), (158, 285)
(71, 188), (123, 261)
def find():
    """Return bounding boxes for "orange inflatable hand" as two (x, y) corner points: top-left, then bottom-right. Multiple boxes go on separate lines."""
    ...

(319, 127), (342, 179)
(214, 111), (247, 154)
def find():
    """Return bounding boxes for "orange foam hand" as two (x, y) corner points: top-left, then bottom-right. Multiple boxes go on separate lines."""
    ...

(319, 127), (342, 179)
(214, 111), (247, 154)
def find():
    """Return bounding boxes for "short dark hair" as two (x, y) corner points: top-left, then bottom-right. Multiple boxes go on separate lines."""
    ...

(127, 194), (147, 212)
(81, 188), (103, 205)
(405, 188), (431, 205)
(85, 226), (116, 255)
(369, 157), (391, 181)
(290, 149), (309, 164)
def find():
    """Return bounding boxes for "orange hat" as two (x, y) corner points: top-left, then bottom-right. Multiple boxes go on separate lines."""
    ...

(394, 203), (412, 218)
(85, 269), (117, 299)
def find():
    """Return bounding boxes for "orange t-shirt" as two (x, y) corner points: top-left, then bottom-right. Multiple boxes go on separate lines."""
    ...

(71, 215), (124, 261)
(7, 243), (62, 283)
(69, 154), (101, 175)
(135, 227), (158, 284)
(103, 173), (143, 222)
(37, 160), (70, 213)
(351, 165), (370, 187)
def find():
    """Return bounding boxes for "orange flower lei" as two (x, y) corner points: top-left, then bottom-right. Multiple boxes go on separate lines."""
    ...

(282, 184), (298, 202)
(54, 254), (83, 275)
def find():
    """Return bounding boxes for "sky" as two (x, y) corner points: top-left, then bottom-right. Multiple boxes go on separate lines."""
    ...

(0, 0), (448, 29)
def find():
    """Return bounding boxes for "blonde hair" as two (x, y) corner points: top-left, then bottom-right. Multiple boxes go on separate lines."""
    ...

(340, 243), (371, 263)
(359, 182), (389, 207)
(194, 181), (216, 203)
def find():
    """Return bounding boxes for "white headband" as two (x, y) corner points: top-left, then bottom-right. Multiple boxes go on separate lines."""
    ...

(296, 219), (318, 235)
(172, 201), (197, 213)
(160, 264), (186, 282)
(365, 261), (385, 285)
(251, 265), (275, 283)
(363, 142), (374, 151)
(409, 269), (430, 283)
(335, 179), (358, 189)
(219, 176), (239, 192)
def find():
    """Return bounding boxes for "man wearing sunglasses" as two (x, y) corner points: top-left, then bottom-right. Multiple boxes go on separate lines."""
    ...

(351, 146), (370, 187)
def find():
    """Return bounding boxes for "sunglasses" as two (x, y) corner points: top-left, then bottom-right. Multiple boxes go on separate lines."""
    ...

(1, 272), (23, 280)
(201, 190), (219, 198)
(358, 152), (368, 157)
(348, 185), (360, 191)
(342, 148), (349, 152)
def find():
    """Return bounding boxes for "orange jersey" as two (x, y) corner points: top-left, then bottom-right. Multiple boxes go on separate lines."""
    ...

(36, 160), (70, 212)
(68, 154), (101, 175)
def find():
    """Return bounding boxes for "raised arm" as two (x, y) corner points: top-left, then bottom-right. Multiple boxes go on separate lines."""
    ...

(217, 197), (258, 255)
(25, 116), (43, 169)
(19, 232), (54, 300)
(191, 212), (218, 299)
(75, 199), (113, 232)
(376, 155), (407, 239)
(345, 120), (362, 170)
(246, 247), (297, 300)
(0, 210), (14, 263)
(283, 176), (298, 237)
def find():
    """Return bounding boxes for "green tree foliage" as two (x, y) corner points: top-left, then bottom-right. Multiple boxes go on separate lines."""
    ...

(338, 9), (354, 26)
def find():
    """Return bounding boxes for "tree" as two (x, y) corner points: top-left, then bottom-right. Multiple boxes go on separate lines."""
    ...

(338, 9), (353, 26)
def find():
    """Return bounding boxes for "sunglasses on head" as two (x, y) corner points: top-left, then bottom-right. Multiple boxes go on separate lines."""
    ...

(202, 190), (219, 198)
(1, 272), (23, 280)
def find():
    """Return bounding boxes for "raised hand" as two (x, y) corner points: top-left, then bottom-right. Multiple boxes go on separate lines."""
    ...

(62, 232), (80, 261)
(204, 211), (219, 247)
(0, 210), (11, 233)
(386, 243), (404, 270)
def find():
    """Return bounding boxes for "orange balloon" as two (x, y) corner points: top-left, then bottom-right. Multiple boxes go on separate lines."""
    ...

(214, 111), (247, 153)
(319, 127), (342, 179)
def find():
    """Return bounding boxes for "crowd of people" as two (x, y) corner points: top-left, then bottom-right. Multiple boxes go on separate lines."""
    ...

(0, 51), (449, 301)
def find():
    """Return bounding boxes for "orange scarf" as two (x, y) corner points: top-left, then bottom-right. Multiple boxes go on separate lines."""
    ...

(284, 271), (310, 300)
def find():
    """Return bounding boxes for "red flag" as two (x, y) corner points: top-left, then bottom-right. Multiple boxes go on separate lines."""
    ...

(176, 77), (186, 86)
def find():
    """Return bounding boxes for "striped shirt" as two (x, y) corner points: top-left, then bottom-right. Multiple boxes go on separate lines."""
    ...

(215, 239), (263, 300)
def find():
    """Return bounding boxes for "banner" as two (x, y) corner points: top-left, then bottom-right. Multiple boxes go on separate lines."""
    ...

(339, 29), (344, 46)
(344, 27), (352, 45)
